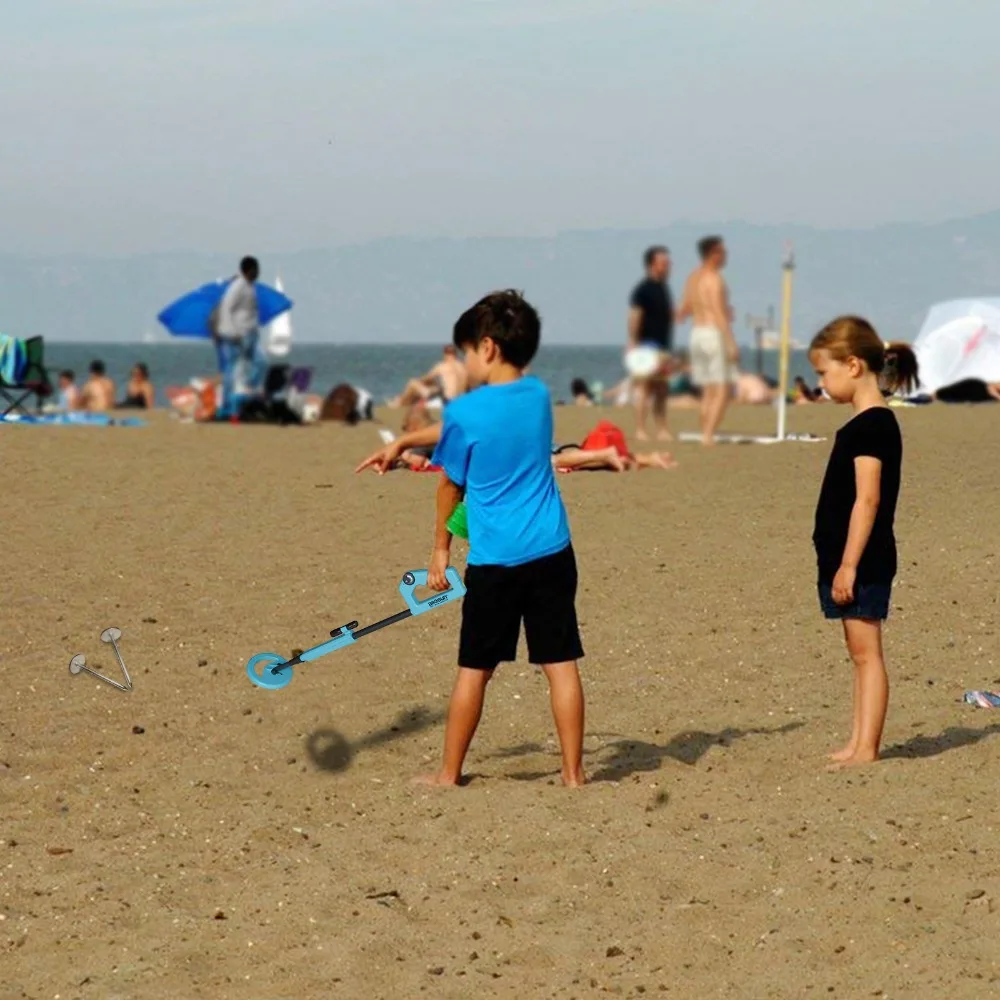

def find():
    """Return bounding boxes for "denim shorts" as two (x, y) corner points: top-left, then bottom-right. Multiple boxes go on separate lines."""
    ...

(818, 581), (891, 621)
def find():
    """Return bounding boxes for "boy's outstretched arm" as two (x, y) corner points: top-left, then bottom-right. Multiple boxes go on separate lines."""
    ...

(429, 475), (463, 590)
(355, 422), (443, 474)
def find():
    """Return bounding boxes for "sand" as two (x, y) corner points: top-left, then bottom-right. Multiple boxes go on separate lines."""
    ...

(3, 401), (999, 999)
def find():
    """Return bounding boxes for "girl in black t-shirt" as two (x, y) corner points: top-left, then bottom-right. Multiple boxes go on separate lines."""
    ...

(809, 316), (903, 769)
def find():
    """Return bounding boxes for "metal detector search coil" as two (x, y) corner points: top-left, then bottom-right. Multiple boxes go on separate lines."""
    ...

(246, 568), (466, 691)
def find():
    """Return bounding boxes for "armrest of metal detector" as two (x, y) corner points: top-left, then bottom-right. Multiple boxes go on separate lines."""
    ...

(399, 567), (467, 615)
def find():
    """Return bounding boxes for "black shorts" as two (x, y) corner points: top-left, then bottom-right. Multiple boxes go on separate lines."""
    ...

(458, 544), (585, 671)
(818, 581), (892, 621)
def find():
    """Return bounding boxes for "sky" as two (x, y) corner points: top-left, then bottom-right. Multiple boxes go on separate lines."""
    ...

(1, 0), (997, 256)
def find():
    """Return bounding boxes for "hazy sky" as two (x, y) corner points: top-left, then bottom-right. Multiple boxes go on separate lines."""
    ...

(1, 0), (996, 256)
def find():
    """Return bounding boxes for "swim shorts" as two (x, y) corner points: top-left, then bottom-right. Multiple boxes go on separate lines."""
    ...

(458, 544), (585, 670)
(690, 326), (736, 387)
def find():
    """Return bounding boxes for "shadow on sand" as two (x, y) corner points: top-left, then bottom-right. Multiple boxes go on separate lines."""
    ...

(881, 722), (1000, 761)
(306, 705), (446, 773)
(495, 722), (805, 783)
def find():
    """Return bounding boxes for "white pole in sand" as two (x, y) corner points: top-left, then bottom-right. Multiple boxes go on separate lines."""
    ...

(775, 245), (796, 442)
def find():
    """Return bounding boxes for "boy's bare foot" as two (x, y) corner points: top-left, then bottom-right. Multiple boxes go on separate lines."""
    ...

(701, 435), (717, 447)
(656, 429), (673, 442)
(562, 770), (586, 787)
(609, 452), (627, 472)
(412, 772), (460, 787)
(828, 744), (858, 762)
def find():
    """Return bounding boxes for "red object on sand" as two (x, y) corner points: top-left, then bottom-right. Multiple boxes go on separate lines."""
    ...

(580, 420), (632, 459)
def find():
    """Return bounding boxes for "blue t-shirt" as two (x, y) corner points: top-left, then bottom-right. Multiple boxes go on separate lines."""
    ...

(431, 376), (571, 567)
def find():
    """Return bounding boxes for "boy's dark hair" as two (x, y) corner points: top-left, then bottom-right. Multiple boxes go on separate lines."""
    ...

(135, 362), (150, 379)
(89, 360), (105, 376)
(452, 289), (541, 370)
(240, 256), (260, 280)
(59, 369), (74, 381)
(570, 377), (591, 398)
(698, 235), (723, 260)
(643, 245), (667, 269)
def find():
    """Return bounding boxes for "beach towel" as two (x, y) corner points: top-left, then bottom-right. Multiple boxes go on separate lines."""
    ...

(0, 412), (147, 427)
(0, 333), (27, 385)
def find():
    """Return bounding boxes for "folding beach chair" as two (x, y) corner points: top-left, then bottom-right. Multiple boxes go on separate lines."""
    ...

(0, 336), (53, 417)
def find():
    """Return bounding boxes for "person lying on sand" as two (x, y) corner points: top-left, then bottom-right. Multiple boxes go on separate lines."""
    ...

(551, 444), (677, 472)
(388, 345), (468, 408)
(358, 414), (679, 477)
(735, 371), (777, 405)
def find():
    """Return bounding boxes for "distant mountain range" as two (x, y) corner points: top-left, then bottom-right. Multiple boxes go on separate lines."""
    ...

(2, 212), (999, 344)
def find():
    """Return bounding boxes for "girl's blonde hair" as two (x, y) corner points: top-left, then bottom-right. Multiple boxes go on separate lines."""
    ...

(809, 315), (885, 375)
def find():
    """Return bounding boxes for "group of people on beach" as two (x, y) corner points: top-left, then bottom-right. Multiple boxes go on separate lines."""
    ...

(356, 277), (906, 786)
(54, 360), (155, 413)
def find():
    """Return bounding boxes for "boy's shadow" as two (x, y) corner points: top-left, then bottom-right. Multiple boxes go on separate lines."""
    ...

(306, 705), (445, 773)
(881, 722), (1000, 760)
(496, 722), (804, 783)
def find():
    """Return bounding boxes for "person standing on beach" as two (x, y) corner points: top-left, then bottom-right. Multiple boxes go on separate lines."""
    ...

(809, 316), (903, 768)
(627, 246), (674, 441)
(213, 256), (268, 418)
(420, 290), (586, 787)
(677, 236), (739, 446)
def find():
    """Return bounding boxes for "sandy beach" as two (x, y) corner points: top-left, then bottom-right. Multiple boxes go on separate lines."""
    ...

(3, 401), (999, 999)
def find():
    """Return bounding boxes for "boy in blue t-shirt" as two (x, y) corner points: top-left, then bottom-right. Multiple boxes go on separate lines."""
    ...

(418, 290), (586, 787)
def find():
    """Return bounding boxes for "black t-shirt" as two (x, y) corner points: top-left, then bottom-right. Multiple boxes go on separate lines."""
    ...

(813, 407), (902, 584)
(629, 278), (674, 350)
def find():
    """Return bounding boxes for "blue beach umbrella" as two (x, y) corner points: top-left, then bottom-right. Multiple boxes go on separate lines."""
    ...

(157, 279), (293, 339)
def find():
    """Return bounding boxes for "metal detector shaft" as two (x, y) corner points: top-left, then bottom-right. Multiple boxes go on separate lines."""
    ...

(246, 567), (467, 691)
(351, 608), (413, 639)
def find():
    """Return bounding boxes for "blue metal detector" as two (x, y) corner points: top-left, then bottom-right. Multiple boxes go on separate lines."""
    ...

(246, 568), (466, 691)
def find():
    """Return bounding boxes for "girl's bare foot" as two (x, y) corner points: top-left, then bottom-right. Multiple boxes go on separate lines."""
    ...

(636, 429), (650, 442)
(650, 452), (678, 469)
(826, 750), (879, 771)
(656, 429), (673, 442)
(828, 744), (857, 762)
(609, 452), (627, 472)
(562, 770), (586, 787)
(413, 772), (460, 787)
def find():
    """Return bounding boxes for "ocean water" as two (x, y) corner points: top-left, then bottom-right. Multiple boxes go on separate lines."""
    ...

(43, 341), (818, 408)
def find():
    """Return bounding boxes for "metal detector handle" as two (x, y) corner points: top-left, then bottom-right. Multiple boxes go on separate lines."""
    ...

(399, 567), (466, 615)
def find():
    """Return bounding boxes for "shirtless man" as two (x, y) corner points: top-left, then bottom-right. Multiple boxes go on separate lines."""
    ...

(677, 236), (739, 446)
(77, 360), (116, 412)
(388, 345), (468, 408)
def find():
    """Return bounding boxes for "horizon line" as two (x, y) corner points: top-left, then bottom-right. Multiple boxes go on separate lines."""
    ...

(3, 208), (998, 262)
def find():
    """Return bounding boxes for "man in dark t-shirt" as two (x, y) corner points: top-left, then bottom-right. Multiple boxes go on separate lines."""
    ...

(627, 246), (675, 440)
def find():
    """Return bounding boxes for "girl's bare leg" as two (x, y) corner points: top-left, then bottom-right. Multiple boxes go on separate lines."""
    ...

(830, 619), (888, 768)
(829, 623), (863, 761)
(540, 661), (586, 786)
(415, 667), (493, 786)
